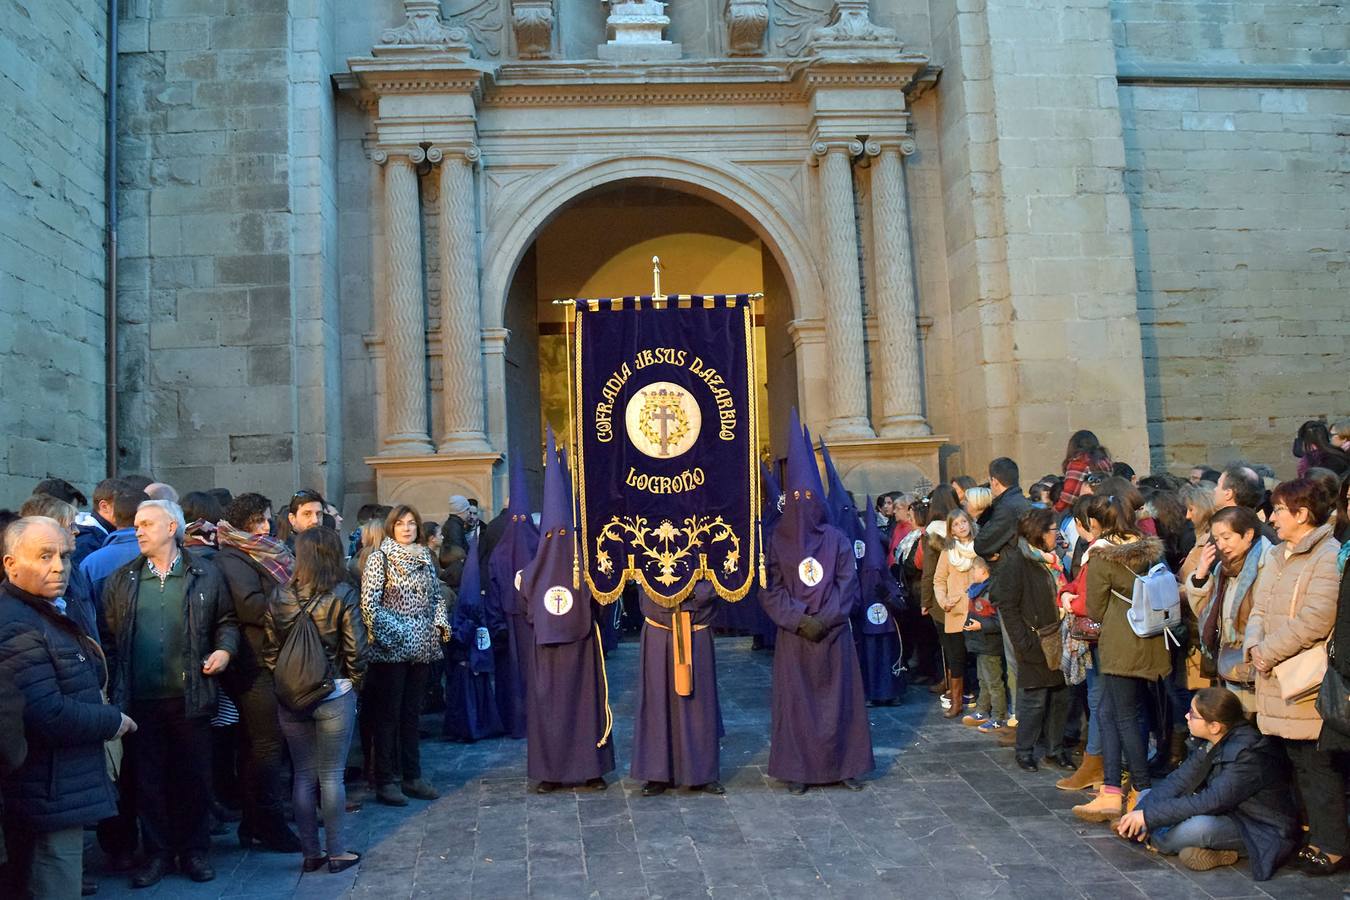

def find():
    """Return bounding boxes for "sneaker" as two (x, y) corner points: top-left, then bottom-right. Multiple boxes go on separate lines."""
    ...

(939, 696), (952, 710)
(977, 719), (1004, 734)
(962, 712), (989, 727)
(1178, 848), (1239, 871)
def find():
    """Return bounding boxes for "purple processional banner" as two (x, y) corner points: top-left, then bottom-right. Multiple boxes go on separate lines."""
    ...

(572, 295), (759, 608)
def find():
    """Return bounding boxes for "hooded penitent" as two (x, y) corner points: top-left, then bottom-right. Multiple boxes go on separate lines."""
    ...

(821, 442), (865, 563)
(760, 408), (874, 784)
(521, 427), (591, 646)
(443, 531), (506, 741)
(857, 496), (904, 636)
(487, 450), (541, 739)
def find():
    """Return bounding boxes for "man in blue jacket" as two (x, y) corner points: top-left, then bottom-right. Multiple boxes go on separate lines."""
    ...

(79, 487), (149, 615)
(0, 517), (136, 898)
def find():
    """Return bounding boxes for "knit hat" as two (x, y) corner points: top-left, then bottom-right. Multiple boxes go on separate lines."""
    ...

(447, 494), (470, 518)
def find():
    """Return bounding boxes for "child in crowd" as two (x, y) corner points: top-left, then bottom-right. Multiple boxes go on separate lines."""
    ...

(960, 557), (1008, 732)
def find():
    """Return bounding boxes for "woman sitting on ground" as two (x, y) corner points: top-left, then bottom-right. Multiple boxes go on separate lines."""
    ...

(1114, 686), (1298, 880)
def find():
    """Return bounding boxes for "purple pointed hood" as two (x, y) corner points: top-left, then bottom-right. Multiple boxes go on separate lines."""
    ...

(769, 409), (837, 613)
(520, 426), (590, 645)
(821, 442), (863, 549)
(488, 449), (540, 618)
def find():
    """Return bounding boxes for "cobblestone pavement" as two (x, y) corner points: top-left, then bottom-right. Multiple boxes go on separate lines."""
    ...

(96, 636), (1345, 899)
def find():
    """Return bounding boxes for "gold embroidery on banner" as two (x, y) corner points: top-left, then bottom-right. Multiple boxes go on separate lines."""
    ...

(594, 514), (742, 587)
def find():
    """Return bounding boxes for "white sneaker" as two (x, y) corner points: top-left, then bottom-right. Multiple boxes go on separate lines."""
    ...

(939, 696), (952, 710)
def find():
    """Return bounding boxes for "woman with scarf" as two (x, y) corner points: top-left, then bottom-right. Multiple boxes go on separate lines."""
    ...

(215, 492), (300, 853)
(933, 509), (979, 719)
(996, 506), (1071, 772)
(360, 505), (450, 807)
(1185, 505), (1269, 713)
(1074, 495), (1170, 823)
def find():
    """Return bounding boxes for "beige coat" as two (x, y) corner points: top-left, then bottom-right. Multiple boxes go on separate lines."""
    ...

(933, 545), (977, 634)
(1243, 524), (1342, 741)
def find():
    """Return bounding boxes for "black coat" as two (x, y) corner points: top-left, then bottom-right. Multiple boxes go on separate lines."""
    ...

(1320, 563), (1350, 752)
(0, 582), (120, 831)
(101, 548), (240, 719)
(973, 486), (1031, 576)
(993, 544), (1065, 690)
(1139, 722), (1299, 881)
(213, 546), (277, 692)
(262, 583), (370, 692)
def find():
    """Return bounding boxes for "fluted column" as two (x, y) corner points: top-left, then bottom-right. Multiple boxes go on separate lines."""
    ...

(814, 140), (875, 440)
(869, 139), (931, 436)
(377, 149), (434, 454)
(436, 145), (491, 452)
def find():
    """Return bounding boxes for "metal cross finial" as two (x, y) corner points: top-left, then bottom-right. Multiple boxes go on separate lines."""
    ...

(652, 256), (664, 301)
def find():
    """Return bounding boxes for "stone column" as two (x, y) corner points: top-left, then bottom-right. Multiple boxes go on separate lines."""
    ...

(376, 149), (434, 454)
(435, 145), (491, 452)
(869, 139), (931, 436)
(813, 140), (874, 440)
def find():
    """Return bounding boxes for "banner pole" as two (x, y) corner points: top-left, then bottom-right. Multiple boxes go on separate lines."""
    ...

(564, 301), (581, 589)
(652, 256), (664, 302)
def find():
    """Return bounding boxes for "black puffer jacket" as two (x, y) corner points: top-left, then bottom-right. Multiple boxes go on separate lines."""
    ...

(1139, 721), (1298, 880)
(0, 581), (121, 831)
(262, 583), (369, 691)
(101, 548), (240, 719)
(974, 486), (1031, 577)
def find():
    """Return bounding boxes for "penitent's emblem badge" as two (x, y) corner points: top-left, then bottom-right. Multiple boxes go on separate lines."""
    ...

(543, 586), (574, 616)
(625, 382), (700, 459)
(867, 603), (889, 625)
(854, 540), (866, 560)
(798, 556), (823, 587)
(474, 626), (492, 651)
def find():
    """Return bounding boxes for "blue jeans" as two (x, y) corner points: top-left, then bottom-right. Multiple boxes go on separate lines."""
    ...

(278, 690), (358, 858)
(1085, 646), (1103, 756)
(1101, 674), (1151, 790)
(1137, 790), (1245, 856)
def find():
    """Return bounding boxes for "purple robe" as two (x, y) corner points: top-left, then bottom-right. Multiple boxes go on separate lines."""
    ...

(761, 530), (875, 784)
(852, 500), (907, 703)
(445, 535), (505, 741)
(523, 595), (615, 783)
(488, 527), (538, 740)
(630, 584), (724, 786)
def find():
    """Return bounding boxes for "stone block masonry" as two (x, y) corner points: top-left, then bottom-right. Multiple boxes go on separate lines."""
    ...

(0, 0), (110, 504)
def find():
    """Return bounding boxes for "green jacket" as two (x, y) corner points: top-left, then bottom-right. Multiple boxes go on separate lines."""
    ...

(1086, 536), (1172, 680)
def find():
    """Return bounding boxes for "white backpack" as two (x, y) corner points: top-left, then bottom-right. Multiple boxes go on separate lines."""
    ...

(1114, 562), (1182, 646)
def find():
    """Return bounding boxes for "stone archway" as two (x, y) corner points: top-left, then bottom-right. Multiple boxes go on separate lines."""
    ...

(479, 156), (833, 504)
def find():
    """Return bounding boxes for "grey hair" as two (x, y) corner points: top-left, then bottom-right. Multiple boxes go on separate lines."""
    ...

(3, 516), (68, 559)
(138, 499), (187, 540)
(145, 482), (179, 503)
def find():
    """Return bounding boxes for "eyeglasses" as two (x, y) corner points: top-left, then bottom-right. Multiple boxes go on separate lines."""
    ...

(1271, 505), (1289, 515)
(1084, 474), (1107, 485)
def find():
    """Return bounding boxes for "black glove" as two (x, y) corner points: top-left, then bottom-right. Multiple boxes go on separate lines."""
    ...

(796, 614), (828, 643)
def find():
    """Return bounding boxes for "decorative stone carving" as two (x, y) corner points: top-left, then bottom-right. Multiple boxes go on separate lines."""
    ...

(446, 0), (507, 58)
(869, 144), (930, 437)
(436, 147), (491, 453)
(598, 0), (681, 59)
(510, 0), (554, 58)
(814, 142), (874, 440)
(771, 0), (828, 57)
(380, 0), (472, 49)
(809, 0), (901, 51)
(725, 0), (768, 56)
(379, 151), (435, 454)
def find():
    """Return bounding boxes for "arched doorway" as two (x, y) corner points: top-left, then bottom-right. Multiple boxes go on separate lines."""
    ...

(498, 183), (797, 500)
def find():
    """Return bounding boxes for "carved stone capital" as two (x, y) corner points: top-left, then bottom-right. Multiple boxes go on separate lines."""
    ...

(511, 0), (554, 59)
(725, 0), (768, 57)
(379, 0), (473, 52)
(810, 138), (864, 164)
(899, 137), (918, 156)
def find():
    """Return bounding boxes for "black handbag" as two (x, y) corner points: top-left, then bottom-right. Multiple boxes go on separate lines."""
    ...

(1316, 639), (1350, 737)
(274, 596), (335, 712)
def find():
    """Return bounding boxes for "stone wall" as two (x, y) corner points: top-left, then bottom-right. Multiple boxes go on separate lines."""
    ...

(1111, 0), (1350, 475)
(0, 0), (109, 504)
(115, 0), (304, 502)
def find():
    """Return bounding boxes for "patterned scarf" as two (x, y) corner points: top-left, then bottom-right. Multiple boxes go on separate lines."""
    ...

(184, 519), (217, 550)
(216, 520), (295, 584)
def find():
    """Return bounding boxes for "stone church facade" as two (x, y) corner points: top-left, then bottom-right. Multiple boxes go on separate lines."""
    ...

(1, 0), (1345, 514)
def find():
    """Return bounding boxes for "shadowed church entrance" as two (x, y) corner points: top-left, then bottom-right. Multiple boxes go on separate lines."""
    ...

(500, 184), (795, 499)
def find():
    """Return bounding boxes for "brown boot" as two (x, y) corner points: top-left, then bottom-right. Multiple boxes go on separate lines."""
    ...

(943, 675), (965, 718)
(1055, 752), (1104, 791)
(1072, 788), (1124, 823)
